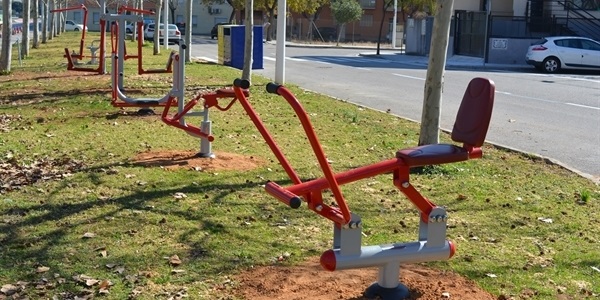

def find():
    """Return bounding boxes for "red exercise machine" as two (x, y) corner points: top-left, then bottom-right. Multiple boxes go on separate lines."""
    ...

(51, 5), (106, 74)
(105, 9), (178, 109)
(161, 86), (249, 157)
(229, 77), (495, 299)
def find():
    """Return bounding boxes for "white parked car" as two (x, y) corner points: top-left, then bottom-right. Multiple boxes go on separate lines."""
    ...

(144, 23), (181, 44)
(64, 20), (87, 32)
(525, 36), (600, 73)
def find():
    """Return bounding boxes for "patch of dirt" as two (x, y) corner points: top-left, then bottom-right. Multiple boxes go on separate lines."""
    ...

(131, 151), (496, 300)
(233, 257), (496, 300)
(131, 150), (264, 171)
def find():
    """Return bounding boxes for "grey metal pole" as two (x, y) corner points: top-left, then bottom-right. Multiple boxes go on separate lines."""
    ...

(274, 0), (286, 84)
(163, 0), (168, 49)
(392, 0), (397, 48)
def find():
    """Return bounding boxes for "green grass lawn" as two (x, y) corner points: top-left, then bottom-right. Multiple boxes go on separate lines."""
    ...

(0, 31), (598, 299)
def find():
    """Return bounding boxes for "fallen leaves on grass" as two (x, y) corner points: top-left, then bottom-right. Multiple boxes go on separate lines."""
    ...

(168, 255), (182, 266)
(0, 155), (85, 193)
(82, 232), (96, 239)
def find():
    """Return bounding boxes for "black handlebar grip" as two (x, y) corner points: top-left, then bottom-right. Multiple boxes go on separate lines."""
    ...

(289, 196), (302, 209)
(233, 78), (250, 89)
(266, 82), (281, 95)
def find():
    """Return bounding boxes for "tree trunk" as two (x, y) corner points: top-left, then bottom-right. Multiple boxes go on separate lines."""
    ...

(184, 0), (192, 63)
(48, 0), (54, 40)
(153, 0), (162, 55)
(1, 0), (13, 73)
(241, 0), (253, 81)
(42, 0), (48, 44)
(22, 0), (31, 58)
(418, 0), (454, 146)
(57, 0), (62, 34)
(33, 0), (40, 48)
(267, 9), (274, 41)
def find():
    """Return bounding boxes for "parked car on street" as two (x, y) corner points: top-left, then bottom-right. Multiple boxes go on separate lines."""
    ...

(126, 19), (154, 34)
(65, 20), (87, 32)
(525, 36), (600, 73)
(211, 22), (230, 39)
(144, 23), (181, 44)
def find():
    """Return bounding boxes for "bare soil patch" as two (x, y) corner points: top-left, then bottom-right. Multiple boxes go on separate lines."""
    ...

(131, 150), (264, 172)
(232, 257), (496, 300)
(131, 151), (496, 300)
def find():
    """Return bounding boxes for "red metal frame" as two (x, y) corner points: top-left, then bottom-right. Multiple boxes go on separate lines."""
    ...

(161, 89), (249, 141)
(52, 5), (106, 74)
(52, 5), (88, 60)
(231, 83), (486, 226)
(116, 6), (172, 75)
(109, 53), (176, 108)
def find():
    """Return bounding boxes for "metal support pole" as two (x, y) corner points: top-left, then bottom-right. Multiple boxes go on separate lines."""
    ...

(163, 0), (168, 49)
(275, 0), (286, 84)
(392, 0), (397, 48)
(199, 117), (214, 158)
(101, 0), (107, 74)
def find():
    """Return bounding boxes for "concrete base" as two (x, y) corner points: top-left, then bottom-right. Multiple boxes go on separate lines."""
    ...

(364, 282), (410, 300)
(195, 152), (215, 158)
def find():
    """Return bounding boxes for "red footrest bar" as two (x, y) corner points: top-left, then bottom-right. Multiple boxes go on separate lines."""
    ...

(265, 181), (302, 209)
(161, 97), (214, 141)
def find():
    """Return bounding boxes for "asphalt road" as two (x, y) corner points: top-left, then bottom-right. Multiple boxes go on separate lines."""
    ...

(187, 37), (600, 182)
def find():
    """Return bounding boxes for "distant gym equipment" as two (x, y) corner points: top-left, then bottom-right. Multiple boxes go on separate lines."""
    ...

(229, 77), (495, 300)
(161, 76), (248, 157)
(116, 6), (174, 76)
(110, 41), (181, 108)
(51, 5), (107, 74)
(106, 8), (179, 108)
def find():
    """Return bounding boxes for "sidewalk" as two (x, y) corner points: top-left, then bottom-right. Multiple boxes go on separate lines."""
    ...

(360, 51), (530, 71)
(281, 40), (529, 71)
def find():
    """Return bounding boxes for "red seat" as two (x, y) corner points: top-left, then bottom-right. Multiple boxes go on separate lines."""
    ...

(396, 77), (495, 166)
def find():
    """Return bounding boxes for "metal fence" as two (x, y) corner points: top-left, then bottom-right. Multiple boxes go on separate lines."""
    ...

(490, 15), (600, 40)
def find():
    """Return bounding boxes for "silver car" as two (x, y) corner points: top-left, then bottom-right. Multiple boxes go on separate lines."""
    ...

(525, 36), (600, 73)
(144, 23), (181, 44)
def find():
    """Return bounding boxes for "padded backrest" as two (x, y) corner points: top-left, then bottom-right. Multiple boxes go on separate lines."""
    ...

(451, 77), (495, 147)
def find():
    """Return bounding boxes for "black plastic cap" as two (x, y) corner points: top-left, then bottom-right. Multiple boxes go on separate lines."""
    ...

(233, 79), (250, 89)
(266, 82), (280, 94)
(289, 197), (302, 209)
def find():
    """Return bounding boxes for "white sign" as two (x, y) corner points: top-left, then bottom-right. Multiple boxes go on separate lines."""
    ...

(492, 39), (508, 50)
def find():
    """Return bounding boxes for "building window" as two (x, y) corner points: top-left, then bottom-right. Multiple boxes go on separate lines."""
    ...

(359, 0), (376, 9)
(192, 16), (198, 27)
(73, 11), (81, 23)
(92, 12), (100, 25)
(176, 15), (184, 23)
(360, 15), (373, 27)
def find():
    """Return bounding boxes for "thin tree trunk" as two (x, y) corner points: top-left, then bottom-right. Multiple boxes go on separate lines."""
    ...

(184, 0), (192, 62)
(57, 1), (62, 34)
(0, 0), (13, 73)
(33, 0), (40, 48)
(22, 0), (31, 57)
(419, 0), (454, 146)
(42, 0), (48, 44)
(49, 0), (55, 40)
(153, 0), (162, 54)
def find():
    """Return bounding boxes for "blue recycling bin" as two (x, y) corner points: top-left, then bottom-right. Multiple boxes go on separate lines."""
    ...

(229, 25), (263, 70)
